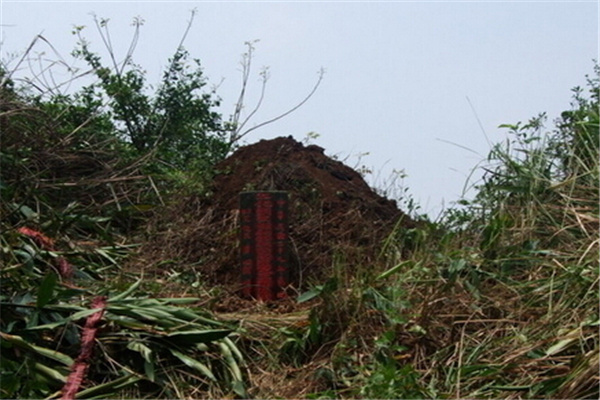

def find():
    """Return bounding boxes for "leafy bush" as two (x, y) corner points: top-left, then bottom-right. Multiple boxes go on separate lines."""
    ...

(0, 17), (244, 398)
(72, 20), (230, 173)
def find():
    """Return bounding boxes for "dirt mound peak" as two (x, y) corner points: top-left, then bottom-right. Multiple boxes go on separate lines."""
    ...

(213, 136), (401, 219)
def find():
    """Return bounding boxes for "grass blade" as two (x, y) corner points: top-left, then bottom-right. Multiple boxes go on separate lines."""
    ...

(218, 341), (246, 397)
(0, 331), (74, 366)
(34, 362), (68, 383)
(166, 329), (232, 344)
(26, 308), (104, 331)
(37, 272), (58, 308)
(73, 374), (141, 399)
(169, 349), (216, 381)
(108, 279), (142, 302)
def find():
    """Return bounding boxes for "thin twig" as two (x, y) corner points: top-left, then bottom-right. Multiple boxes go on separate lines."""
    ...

(234, 67), (325, 143)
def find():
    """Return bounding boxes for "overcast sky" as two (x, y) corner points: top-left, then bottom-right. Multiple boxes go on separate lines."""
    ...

(1, 1), (598, 216)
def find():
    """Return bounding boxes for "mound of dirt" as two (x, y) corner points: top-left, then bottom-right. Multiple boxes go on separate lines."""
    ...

(143, 136), (416, 292)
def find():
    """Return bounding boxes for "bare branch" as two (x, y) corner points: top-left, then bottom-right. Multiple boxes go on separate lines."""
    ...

(92, 14), (120, 76)
(122, 17), (143, 73)
(235, 65), (269, 138)
(234, 67), (325, 143)
(175, 8), (197, 51)
(3, 34), (41, 82)
(2, 34), (76, 96)
(229, 40), (260, 135)
(227, 40), (325, 146)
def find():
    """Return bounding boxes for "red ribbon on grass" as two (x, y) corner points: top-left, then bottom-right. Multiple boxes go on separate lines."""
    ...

(17, 227), (106, 399)
(17, 226), (74, 280)
(61, 295), (107, 400)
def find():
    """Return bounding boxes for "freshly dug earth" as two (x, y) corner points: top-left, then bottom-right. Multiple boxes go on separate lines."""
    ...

(142, 136), (416, 294)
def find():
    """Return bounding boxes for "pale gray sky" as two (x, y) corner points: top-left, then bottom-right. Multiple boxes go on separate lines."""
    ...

(1, 1), (598, 216)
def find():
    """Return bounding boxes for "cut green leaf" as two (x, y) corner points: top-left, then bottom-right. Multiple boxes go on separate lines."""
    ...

(108, 279), (143, 302)
(0, 331), (73, 366)
(166, 329), (232, 345)
(37, 273), (58, 308)
(170, 349), (216, 381)
(74, 374), (141, 399)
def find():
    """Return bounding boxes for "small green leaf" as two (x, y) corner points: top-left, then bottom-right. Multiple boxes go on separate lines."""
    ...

(94, 248), (118, 265)
(377, 260), (419, 280)
(74, 374), (141, 399)
(127, 341), (153, 362)
(0, 332), (74, 366)
(34, 362), (68, 383)
(37, 273), (58, 308)
(546, 336), (577, 356)
(128, 305), (175, 320)
(166, 329), (231, 344)
(232, 380), (247, 398)
(104, 315), (151, 330)
(170, 349), (216, 381)
(108, 279), (142, 302)
(490, 385), (531, 390)
(26, 308), (101, 331)
(223, 337), (244, 364)
(144, 359), (155, 383)
(158, 297), (202, 305)
(169, 309), (228, 327)
(218, 341), (246, 396)
(127, 341), (155, 382)
(19, 205), (37, 219)
(297, 287), (323, 303)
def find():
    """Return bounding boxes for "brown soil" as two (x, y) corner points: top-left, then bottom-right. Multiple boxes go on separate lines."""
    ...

(141, 136), (415, 294)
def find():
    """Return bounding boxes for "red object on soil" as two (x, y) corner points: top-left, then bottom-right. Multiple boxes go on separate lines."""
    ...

(61, 296), (107, 400)
(17, 227), (55, 249)
(140, 137), (418, 297)
(240, 191), (289, 301)
(17, 226), (74, 280)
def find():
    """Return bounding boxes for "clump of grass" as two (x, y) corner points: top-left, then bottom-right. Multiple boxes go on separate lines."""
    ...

(369, 65), (599, 399)
(243, 66), (599, 399)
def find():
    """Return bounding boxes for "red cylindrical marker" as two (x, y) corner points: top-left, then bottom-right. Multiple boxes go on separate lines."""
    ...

(240, 191), (290, 301)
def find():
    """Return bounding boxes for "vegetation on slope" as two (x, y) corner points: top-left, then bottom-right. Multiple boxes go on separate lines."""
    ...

(0, 19), (598, 399)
